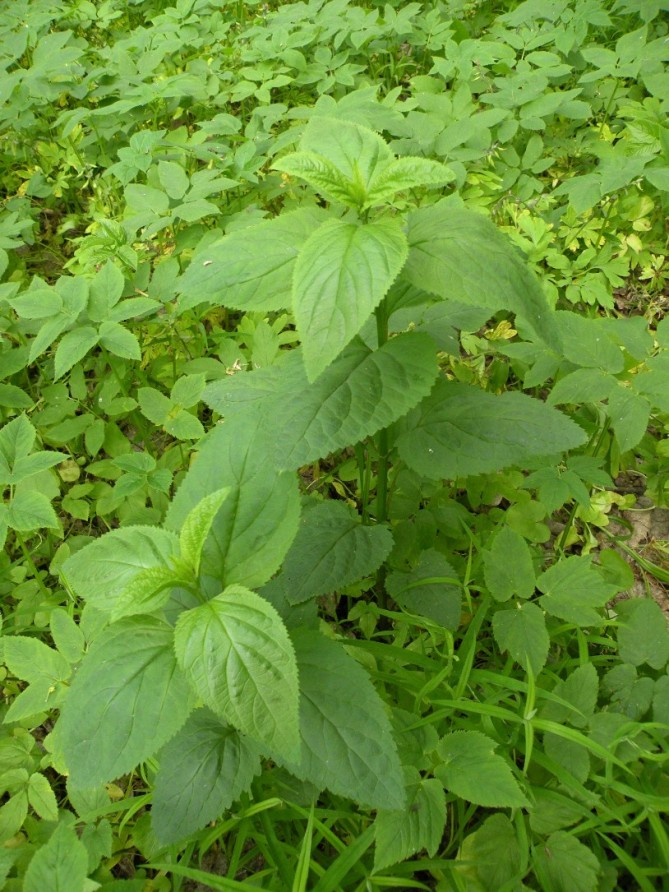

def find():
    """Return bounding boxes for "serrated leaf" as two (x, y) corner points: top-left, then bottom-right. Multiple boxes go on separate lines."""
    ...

(165, 410), (300, 590)
(54, 326), (99, 379)
(0, 414), (36, 465)
(3, 636), (70, 685)
(165, 409), (204, 440)
(405, 202), (559, 349)
(484, 526), (536, 602)
(435, 731), (529, 808)
(61, 526), (180, 613)
(533, 831), (600, 892)
(293, 218), (408, 381)
(0, 383), (33, 409)
(29, 315), (70, 363)
(459, 814), (521, 891)
(366, 157), (455, 206)
(540, 664), (599, 729)
(158, 160), (190, 200)
(374, 772), (445, 873)
(205, 332), (438, 471)
(59, 617), (194, 786)
(9, 450), (69, 485)
(171, 373), (206, 408)
(493, 602), (549, 675)
(282, 629), (405, 810)
(386, 549), (461, 630)
(27, 772), (58, 821)
(7, 489), (59, 530)
(152, 709), (260, 844)
(137, 386), (172, 424)
(278, 501), (393, 604)
(111, 565), (185, 620)
(24, 823), (89, 892)
(179, 488), (230, 576)
(98, 320), (141, 360)
(272, 151), (359, 207)
(617, 598), (669, 670)
(397, 381), (586, 480)
(537, 556), (619, 626)
(50, 608), (85, 664)
(88, 261), (125, 321)
(174, 586), (300, 762)
(177, 208), (326, 313)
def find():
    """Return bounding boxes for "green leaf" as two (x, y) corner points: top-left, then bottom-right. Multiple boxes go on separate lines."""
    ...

(397, 381), (586, 480)
(540, 664), (599, 729)
(555, 311), (624, 373)
(177, 209), (326, 313)
(366, 157), (455, 206)
(98, 320), (141, 360)
(110, 565), (185, 620)
(533, 831), (600, 892)
(152, 709), (261, 845)
(166, 411), (300, 590)
(386, 549), (461, 630)
(27, 772), (58, 821)
(272, 151), (359, 207)
(405, 202), (559, 349)
(373, 772), (446, 872)
(0, 414), (36, 464)
(173, 586), (300, 762)
(165, 409), (205, 440)
(88, 260), (125, 321)
(54, 326), (99, 379)
(10, 450), (68, 485)
(548, 369), (616, 406)
(459, 814), (522, 891)
(205, 332), (438, 471)
(0, 383), (33, 409)
(158, 160), (190, 200)
(59, 617), (194, 786)
(537, 556), (619, 626)
(293, 218), (408, 381)
(179, 488), (230, 576)
(24, 823), (89, 892)
(50, 608), (86, 664)
(282, 629), (405, 811)
(3, 636), (70, 685)
(607, 388), (651, 453)
(279, 501), (393, 604)
(617, 598), (669, 670)
(61, 526), (180, 613)
(171, 373), (206, 408)
(0, 793), (27, 845)
(492, 602), (550, 675)
(435, 731), (529, 808)
(484, 526), (536, 602)
(7, 490), (59, 530)
(138, 386), (172, 424)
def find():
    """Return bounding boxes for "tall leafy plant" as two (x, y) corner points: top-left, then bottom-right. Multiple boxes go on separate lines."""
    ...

(56, 118), (586, 846)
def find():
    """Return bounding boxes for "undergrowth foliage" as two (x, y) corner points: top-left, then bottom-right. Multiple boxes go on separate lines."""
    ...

(0, 0), (668, 889)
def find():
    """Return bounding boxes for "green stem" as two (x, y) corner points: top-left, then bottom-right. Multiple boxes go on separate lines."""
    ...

(253, 788), (292, 887)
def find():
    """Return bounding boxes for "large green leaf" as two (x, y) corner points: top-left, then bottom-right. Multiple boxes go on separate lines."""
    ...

(205, 333), (437, 470)
(397, 381), (586, 480)
(373, 771), (446, 872)
(533, 831), (600, 892)
(459, 814), (522, 892)
(23, 823), (89, 892)
(272, 152), (359, 208)
(616, 598), (669, 670)
(492, 602), (550, 676)
(293, 218), (408, 381)
(173, 586), (300, 762)
(366, 157), (455, 207)
(484, 526), (536, 602)
(152, 710), (261, 844)
(537, 556), (619, 626)
(177, 208), (326, 313)
(165, 410), (300, 589)
(59, 617), (194, 787)
(61, 526), (180, 614)
(435, 731), (529, 808)
(283, 629), (405, 810)
(278, 501), (393, 604)
(404, 202), (560, 349)
(386, 549), (461, 630)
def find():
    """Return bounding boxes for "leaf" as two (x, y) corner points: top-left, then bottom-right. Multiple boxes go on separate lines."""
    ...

(24, 823), (89, 892)
(138, 386), (172, 424)
(88, 260), (125, 321)
(61, 526), (180, 613)
(386, 549), (461, 630)
(50, 608), (86, 664)
(54, 326), (99, 379)
(165, 410), (300, 590)
(555, 311), (624, 373)
(205, 332), (438, 471)
(152, 709), (261, 844)
(177, 208), (326, 313)
(165, 409), (205, 440)
(405, 202), (559, 349)
(272, 151), (359, 207)
(540, 664), (599, 729)
(484, 526), (536, 602)
(616, 598), (669, 670)
(98, 320), (141, 360)
(3, 636), (70, 684)
(293, 218), (408, 381)
(373, 773), (446, 872)
(397, 381), (586, 480)
(435, 731), (529, 808)
(492, 602), (550, 676)
(10, 450), (69, 485)
(366, 157), (455, 206)
(27, 772), (58, 821)
(0, 383), (33, 409)
(59, 616), (194, 787)
(111, 565), (186, 620)
(537, 556), (619, 626)
(459, 814), (522, 891)
(173, 586), (300, 762)
(171, 373), (206, 408)
(278, 501), (393, 604)
(0, 414), (36, 464)
(7, 490), (59, 530)
(179, 488), (230, 576)
(533, 831), (600, 892)
(158, 160), (190, 200)
(282, 629), (405, 811)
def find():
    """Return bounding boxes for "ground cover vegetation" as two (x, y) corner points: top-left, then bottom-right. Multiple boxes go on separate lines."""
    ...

(0, 0), (668, 887)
